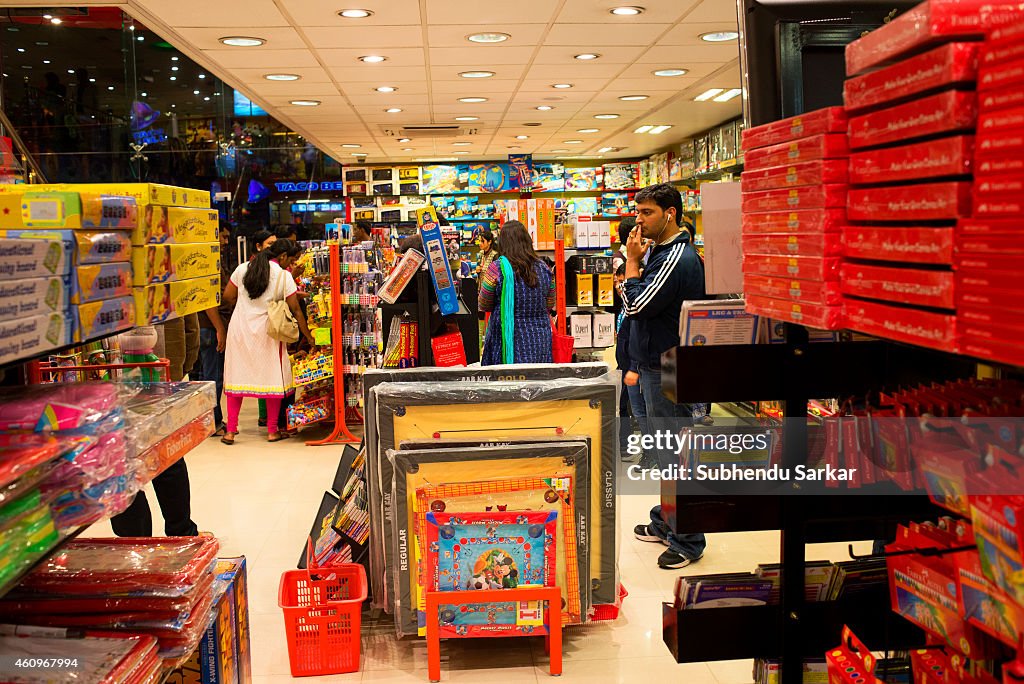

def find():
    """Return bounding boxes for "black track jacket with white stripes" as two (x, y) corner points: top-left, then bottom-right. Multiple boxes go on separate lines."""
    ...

(622, 230), (706, 369)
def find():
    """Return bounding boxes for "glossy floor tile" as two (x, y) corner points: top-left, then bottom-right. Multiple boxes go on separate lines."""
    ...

(87, 399), (872, 683)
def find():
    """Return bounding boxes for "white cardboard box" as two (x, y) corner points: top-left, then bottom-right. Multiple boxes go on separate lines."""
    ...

(570, 312), (593, 347)
(592, 311), (615, 347)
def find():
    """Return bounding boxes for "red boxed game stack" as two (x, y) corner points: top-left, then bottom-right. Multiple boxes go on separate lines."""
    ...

(839, 1), (1011, 353)
(740, 106), (849, 330)
(956, 20), (1024, 366)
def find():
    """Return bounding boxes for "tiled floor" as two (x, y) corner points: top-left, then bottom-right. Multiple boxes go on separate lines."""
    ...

(94, 400), (876, 684)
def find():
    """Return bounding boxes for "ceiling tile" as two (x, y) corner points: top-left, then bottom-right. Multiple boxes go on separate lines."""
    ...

(429, 47), (536, 66)
(545, 24), (656, 47)
(425, 0), (560, 24)
(641, 44), (741, 64)
(329, 66), (429, 83)
(203, 49), (320, 69)
(606, 76), (698, 91)
(174, 26), (304, 50)
(302, 26), (424, 50)
(244, 82), (342, 97)
(533, 45), (647, 65)
(284, 0), (423, 26)
(430, 79), (523, 94)
(556, 0), (699, 23)
(662, 22), (741, 46)
(511, 90), (594, 104)
(518, 77), (609, 91)
(426, 24), (547, 48)
(683, 0), (741, 24)
(131, 0), (288, 27)
(524, 63), (624, 79)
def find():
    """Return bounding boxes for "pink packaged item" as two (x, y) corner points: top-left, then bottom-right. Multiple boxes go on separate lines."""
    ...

(0, 383), (119, 432)
(43, 430), (130, 490)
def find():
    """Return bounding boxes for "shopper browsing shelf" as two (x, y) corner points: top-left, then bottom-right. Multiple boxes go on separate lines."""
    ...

(621, 183), (708, 570)
(221, 239), (314, 444)
(479, 220), (556, 365)
(475, 230), (498, 277)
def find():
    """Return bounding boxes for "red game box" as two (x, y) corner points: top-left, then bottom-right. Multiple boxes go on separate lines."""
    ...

(741, 159), (848, 192)
(957, 217), (1023, 235)
(741, 184), (848, 213)
(973, 196), (1024, 217)
(743, 273), (843, 306)
(745, 294), (845, 330)
(957, 234), (1024, 255)
(742, 134), (850, 171)
(847, 181), (972, 222)
(840, 262), (955, 309)
(843, 225), (954, 265)
(957, 282), (1024, 309)
(844, 43), (980, 114)
(982, 31), (1024, 67)
(977, 104), (1024, 134)
(974, 174), (1024, 199)
(742, 254), (841, 281)
(976, 154), (1024, 175)
(960, 306), (1024, 329)
(844, 297), (957, 352)
(975, 129), (1024, 158)
(956, 268), (1020, 292)
(849, 135), (973, 185)
(741, 209), (847, 234)
(742, 232), (843, 257)
(845, 0), (1017, 77)
(740, 107), (848, 151)
(961, 335), (1024, 366)
(848, 90), (977, 150)
(978, 56), (1024, 90)
(978, 83), (1024, 112)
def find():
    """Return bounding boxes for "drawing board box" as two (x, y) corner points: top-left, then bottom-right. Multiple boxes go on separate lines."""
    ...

(0, 311), (73, 364)
(0, 191), (137, 230)
(73, 262), (132, 304)
(74, 296), (135, 342)
(134, 275), (221, 325)
(386, 441), (590, 636)
(360, 363), (610, 610)
(0, 275), (71, 322)
(132, 243), (221, 286)
(2, 182), (210, 208)
(680, 300), (758, 346)
(371, 375), (618, 618)
(0, 233), (73, 280)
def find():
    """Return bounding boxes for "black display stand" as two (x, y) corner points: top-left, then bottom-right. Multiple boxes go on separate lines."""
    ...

(659, 326), (975, 684)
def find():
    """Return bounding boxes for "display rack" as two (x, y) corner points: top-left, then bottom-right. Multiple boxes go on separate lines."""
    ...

(658, 326), (976, 684)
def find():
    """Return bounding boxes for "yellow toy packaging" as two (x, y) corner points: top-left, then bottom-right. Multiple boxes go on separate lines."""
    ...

(1, 182), (210, 208)
(133, 206), (219, 245)
(75, 231), (132, 264)
(0, 192), (137, 230)
(134, 275), (221, 325)
(74, 296), (135, 342)
(132, 243), (221, 286)
(74, 262), (133, 304)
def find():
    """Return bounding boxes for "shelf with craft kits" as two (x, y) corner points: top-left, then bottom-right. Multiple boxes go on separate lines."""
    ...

(286, 394), (334, 429)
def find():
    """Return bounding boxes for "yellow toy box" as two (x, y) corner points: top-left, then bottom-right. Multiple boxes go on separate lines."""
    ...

(132, 206), (219, 245)
(0, 311), (73, 365)
(75, 296), (135, 342)
(1, 183), (210, 209)
(0, 192), (137, 230)
(74, 231), (132, 264)
(134, 275), (221, 325)
(74, 263), (133, 304)
(132, 243), (221, 286)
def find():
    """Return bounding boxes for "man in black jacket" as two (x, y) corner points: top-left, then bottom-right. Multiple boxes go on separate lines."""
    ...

(621, 182), (707, 569)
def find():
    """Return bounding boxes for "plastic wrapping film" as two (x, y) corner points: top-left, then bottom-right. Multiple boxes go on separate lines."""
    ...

(0, 629), (161, 683)
(0, 383), (121, 432)
(118, 381), (216, 456)
(385, 440), (591, 637)
(371, 374), (618, 620)
(361, 361), (610, 611)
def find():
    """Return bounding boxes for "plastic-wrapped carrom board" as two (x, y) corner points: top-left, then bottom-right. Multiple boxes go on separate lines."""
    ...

(361, 362), (609, 609)
(389, 440), (589, 636)
(374, 377), (617, 615)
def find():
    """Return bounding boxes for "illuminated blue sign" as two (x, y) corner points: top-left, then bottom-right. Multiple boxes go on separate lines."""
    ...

(275, 181), (345, 192)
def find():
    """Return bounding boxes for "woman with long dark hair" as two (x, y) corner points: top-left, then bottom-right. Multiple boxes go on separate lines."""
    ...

(221, 239), (314, 444)
(479, 221), (555, 364)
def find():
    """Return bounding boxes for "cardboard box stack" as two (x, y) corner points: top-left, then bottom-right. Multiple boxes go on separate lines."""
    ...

(840, 0), (1024, 353)
(740, 106), (849, 330)
(956, 19), (1024, 365)
(495, 198), (556, 250)
(0, 188), (140, 363)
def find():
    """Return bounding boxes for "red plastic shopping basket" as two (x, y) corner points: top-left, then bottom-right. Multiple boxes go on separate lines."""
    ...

(278, 539), (367, 677)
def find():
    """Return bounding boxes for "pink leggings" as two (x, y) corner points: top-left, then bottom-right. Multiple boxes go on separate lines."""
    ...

(226, 395), (282, 435)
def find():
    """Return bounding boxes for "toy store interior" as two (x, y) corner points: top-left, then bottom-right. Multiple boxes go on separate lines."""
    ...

(3, 1), (1024, 683)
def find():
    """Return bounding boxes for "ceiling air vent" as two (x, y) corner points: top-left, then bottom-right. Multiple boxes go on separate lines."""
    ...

(382, 125), (473, 138)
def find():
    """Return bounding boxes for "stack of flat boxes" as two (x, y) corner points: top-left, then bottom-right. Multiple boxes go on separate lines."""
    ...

(740, 106), (849, 330)
(955, 20), (1024, 364)
(841, 0), (1024, 352)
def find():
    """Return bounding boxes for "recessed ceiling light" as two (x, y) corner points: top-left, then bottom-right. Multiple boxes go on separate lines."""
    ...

(550, 149), (569, 153)
(402, 147), (413, 151)
(16, 48), (25, 53)
(694, 88), (725, 101)
(137, 35), (144, 41)
(610, 6), (644, 15)
(171, 66), (179, 71)
(265, 73), (300, 81)
(713, 88), (742, 102)
(460, 70), (495, 78)
(700, 31), (739, 42)
(359, 55), (387, 63)
(454, 151), (470, 155)
(290, 99), (321, 106)
(619, 94), (649, 101)
(454, 116), (478, 121)
(352, 153), (367, 156)
(453, 141), (471, 146)
(341, 144), (361, 148)
(171, 56), (179, 61)
(338, 9), (373, 18)
(386, 107), (403, 113)
(42, 60), (50, 64)
(50, 18), (61, 25)
(467, 32), (510, 43)
(536, 105), (554, 111)
(599, 146), (614, 153)
(89, 78), (95, 82)
(107, 86), (115, 91)
(219, 36), (265, 47)
(634, 125), (653, 133)
(193, 89), (200, 95)
(459, 97), (488, 103)
(552, 83), (573, 89)
(375, 86), (397, 92)
(203, 96), (211, 101)
(141, 91), (147, 96)
(577, 128), (599, 133)
(169, 76), (176, 81)
(43, 14), (52, 19)
(574, 53), (601, 60)
(198, 74), (206, 79)
(515, 135), (529, 140)
(397, 138), (411, 142)
(594, 113), (619, 119)
(653, 68), (688, 77)
(649, 125), (672, 134)
(563, 140), (583, 144)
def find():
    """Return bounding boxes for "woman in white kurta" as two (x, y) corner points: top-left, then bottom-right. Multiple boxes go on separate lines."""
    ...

(221, 239), (313, 444)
